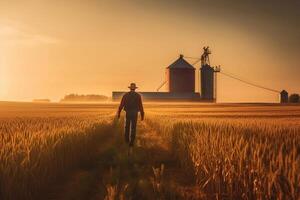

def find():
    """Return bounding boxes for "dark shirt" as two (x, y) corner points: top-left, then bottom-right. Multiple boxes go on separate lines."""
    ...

(118, 91), (144, 116)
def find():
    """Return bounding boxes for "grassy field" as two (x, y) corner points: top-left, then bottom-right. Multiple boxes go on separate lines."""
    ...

(0, 102), (299, 199)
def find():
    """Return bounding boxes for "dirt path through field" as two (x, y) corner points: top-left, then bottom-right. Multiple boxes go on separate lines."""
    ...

(47, 119), (195, 200)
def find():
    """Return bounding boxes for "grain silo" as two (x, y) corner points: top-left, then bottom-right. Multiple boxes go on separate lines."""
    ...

(280, 90), (288, 103)
(199, 47), (217, 100)
(200, 64), (214, 99)
(166, 54), (195, 93)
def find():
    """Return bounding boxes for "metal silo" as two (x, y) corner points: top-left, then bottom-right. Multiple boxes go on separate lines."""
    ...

(166, 55), (195, 93)
(200, 64), (214, 99)
(280, 90), (288, 103)
(199, 47), (219, 101)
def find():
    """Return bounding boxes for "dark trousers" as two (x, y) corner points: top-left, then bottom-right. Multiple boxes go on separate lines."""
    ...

(125, 111), (138, 146)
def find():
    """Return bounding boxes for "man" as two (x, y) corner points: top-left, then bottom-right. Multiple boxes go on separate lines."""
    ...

(117, 83), (144, 148)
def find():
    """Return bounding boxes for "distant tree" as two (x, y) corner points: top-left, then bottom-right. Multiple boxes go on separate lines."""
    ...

(60, 94), (108, 102)
(289, 94), (300, 103)
(33, 99), (51, 103)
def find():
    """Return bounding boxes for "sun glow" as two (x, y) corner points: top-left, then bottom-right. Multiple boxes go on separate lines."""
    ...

(0, 1), (299, 102)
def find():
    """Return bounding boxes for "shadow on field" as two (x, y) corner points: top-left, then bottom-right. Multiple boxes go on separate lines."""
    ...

(91, 119), (184, 200)
(46, 119), (189, 200)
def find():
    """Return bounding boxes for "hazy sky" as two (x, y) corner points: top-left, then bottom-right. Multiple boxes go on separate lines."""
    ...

(0, 0), (299, 102)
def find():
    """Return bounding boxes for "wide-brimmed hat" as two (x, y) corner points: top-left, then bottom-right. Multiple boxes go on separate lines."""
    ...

(128, 83), (138, 89)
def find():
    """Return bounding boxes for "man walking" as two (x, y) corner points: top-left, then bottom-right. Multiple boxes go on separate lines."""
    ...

(117, 83), (144, 148)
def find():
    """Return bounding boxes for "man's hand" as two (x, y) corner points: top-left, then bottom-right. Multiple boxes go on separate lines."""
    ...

(117, 112), (121, 119)
(141, 113), (144, 121)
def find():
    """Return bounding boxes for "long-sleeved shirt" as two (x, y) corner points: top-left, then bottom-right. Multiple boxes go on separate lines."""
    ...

(118, 91), (144, 116)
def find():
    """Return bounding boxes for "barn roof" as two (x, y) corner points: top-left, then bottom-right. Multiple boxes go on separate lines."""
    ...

(167, 55), (195, 69)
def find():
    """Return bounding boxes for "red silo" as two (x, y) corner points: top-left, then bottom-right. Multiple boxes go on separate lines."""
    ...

(166, 55), (195, 93)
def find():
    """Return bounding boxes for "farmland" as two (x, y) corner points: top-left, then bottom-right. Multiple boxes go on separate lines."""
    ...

(0, 102), (299, 199)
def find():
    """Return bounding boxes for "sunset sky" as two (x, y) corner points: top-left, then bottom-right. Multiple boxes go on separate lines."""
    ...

(0, 0), (299, 102)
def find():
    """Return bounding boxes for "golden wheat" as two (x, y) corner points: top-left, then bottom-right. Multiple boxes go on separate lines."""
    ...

(0, 105), (114, 200)
(146, 111), (300, 199)
(1, 102), (300, 199)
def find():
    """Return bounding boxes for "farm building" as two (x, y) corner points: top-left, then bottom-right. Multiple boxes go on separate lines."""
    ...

(112, 49), (218, 102)
(112, 91), (202, 102)
(112, 47), (290, 103)
(166, 54), (195, 93)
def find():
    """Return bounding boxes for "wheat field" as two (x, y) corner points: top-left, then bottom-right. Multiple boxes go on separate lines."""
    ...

(0, 102), (115, 200)
(0, 102), (299, 200)
(144, 104), (300, 199)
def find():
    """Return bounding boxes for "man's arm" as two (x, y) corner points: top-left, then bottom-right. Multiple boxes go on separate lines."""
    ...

(117, 95), (125, 118)
(138, 95), (144, 120)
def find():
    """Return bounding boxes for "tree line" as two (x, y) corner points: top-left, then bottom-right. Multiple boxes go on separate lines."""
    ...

(60, 94), (109, 102)
(289, 93), (300, 103)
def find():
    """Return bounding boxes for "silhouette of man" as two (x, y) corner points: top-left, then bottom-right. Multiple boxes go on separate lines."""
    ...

(117, 83), (144, 148)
